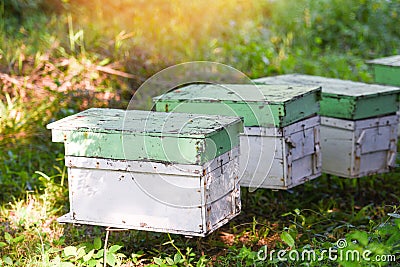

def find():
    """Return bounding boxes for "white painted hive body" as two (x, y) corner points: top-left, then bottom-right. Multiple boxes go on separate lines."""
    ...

(254, 74), (400, 178)
(240, 115), (321, 189)
(320, 115), (398, 178)
(61, 149), (240, 237)
(47, 108), (243, 236)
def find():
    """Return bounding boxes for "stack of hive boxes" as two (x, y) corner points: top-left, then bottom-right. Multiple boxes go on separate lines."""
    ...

(47, 108), (243, 236)
(153, 84), (322, 189)
(254, 74), (400, 178)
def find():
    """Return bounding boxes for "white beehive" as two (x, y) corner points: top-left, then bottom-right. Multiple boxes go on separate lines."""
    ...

(254, 74), (400, 178)
(320, 115), (398, 177)
(240, 115), (321, 189)
(153, 84), (322, 189)
(47, 108), (243, 236)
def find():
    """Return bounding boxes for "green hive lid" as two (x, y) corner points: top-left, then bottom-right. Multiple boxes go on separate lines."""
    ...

(47, 108), (243, 165)
(254, 74), (400, 120)
(366, 56), (400, 87)
(153, 84), (321, 127)
(366, 55), (400, 66)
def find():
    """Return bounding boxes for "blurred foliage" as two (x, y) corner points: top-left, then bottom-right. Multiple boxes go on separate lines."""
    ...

(3, 0), (400, 81)
(271, 0), (400, 56)
(2, 0), (63, 19)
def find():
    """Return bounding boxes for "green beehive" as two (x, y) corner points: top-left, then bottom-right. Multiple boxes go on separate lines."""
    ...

(153, 84), (321, 128)
(47, 108), (243, 165)
(254, 74), (400, 178)
(367, 55), (400, 87)
(47, 108), (244, 236)
(154, 84), (322, 189)
(254, 74), (400, 120)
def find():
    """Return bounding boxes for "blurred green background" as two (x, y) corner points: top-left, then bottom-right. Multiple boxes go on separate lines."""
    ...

(1, 0), (400, 266)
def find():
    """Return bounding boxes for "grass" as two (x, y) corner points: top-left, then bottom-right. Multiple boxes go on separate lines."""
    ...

(1, 0), (400, 266)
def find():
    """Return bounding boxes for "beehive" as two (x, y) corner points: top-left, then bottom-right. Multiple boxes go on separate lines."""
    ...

(47, 108), (243, 236)
(254, 74), (400, 178)
(367, 55), (400, 135)
(320, 115), (397, 177)
(367, 55), (400, 87)
(153, 84), (322, 189)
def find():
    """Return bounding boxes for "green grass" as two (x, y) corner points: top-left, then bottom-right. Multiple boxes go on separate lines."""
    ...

(1, 0), (400, 266)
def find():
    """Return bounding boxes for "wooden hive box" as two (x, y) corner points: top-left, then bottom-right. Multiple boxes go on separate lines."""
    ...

(367, 55), (400, 135)
(367, 55), (400, 87)
(254, 74), (400, 178)
(47, 108), (243, 237)
(153, 84), (322, 189)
